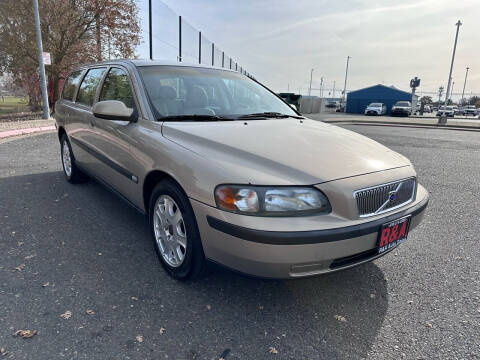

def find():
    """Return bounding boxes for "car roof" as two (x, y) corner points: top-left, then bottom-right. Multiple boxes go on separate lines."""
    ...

(70, 59), (240, 73)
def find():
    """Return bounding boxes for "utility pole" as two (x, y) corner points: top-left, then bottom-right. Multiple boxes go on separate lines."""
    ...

(449, 81), (455, 104)
(308, 68), (314, 96)
(32, 0), (49, 119)
(333, 80), (336, 98)
(460, 67), (469, 106)
(440, 20), (462, 124)
(342, 56), (351, 104)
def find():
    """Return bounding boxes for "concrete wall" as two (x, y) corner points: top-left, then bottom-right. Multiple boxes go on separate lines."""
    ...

(299, 97), (324, 114)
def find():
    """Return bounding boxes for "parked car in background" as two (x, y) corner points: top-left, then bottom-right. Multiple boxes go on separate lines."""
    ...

(415, 103), (431, 114)
(436, 106), (455, 117)
(54, 59), (429, 280)
(364, 102), (387, 115)
(326, 100), (339, 108)
(453, 106), (463, 116)
(462, 105), (477, 116)
(391, 101), (412, 116)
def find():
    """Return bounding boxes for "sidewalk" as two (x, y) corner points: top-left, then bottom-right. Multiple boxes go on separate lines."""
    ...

(0, 118), (56, 139)
(306, 113), (480, 131)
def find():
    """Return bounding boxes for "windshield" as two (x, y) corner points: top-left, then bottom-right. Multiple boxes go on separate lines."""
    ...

(369, 103), (382, 107)
(395, 102), (410, 107)
(138, 66), (298, 119)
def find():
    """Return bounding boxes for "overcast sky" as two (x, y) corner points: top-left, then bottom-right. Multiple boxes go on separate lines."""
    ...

(138, 0), (479, 100)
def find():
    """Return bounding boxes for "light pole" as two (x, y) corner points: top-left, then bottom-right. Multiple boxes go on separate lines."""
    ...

(32, 0), (49, 119)
(460, 67), (469, 106)
(308, 68), (314, 96)
(440, 20), (462, 124)
(438, 86), (444, 105)
(342, 56), (351, 104)
(450, 81), (455, 104)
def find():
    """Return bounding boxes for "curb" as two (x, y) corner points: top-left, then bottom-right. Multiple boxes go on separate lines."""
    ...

(0, 125), (56, 139)
(323, 120), (480, 132)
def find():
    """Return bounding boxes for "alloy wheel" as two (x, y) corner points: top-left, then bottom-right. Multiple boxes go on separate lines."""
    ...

(153, 195), (187, 267)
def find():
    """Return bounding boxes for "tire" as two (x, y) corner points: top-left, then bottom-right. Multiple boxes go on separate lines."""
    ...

(149, 179), (205, 281)
(60, 134), (87, 183)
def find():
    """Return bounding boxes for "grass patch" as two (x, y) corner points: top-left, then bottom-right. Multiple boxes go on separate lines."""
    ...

(0, 96), (31, 114)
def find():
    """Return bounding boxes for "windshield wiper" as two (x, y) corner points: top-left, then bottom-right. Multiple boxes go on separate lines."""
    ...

(237, 112), (304, 119)
(158, 114), (234, 122)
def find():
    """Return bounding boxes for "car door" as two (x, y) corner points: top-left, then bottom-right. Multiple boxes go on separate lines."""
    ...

(56, 69), (91, 164)
(68, 67), (108, 171)
(87, 66), (141, 205)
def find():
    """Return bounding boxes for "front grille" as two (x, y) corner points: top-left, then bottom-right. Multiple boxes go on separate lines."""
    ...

(354, 178), (416, 217)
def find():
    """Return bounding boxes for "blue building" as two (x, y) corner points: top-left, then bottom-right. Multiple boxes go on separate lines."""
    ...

(346, 84), (418, 115)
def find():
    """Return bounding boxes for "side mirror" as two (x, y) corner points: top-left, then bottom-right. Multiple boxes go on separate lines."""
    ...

(92, 100), (135, 122)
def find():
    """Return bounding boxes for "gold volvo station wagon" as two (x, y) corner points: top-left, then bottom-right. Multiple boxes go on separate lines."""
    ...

(54, 60), (429, 280)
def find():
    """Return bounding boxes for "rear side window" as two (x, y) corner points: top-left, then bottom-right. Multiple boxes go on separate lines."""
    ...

(99, 68), (135, 108)
(76, 68), (107, 106)
(62, 71), (83, 101)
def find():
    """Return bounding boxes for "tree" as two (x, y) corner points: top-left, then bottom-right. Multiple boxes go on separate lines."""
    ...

(0, 0), (140, 110)
(420, 96), (432, 105)
(467, 96), (480, 106)
(90, 0), (140, 61)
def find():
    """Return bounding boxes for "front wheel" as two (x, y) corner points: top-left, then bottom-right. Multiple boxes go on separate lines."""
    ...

(149, 180), (205, 280)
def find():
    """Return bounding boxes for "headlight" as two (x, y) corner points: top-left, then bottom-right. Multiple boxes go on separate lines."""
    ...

(215, 185), (331, 216)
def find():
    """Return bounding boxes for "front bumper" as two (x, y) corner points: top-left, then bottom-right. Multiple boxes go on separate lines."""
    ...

(391, 109), (410, 116)
(192, 183), (429, 279)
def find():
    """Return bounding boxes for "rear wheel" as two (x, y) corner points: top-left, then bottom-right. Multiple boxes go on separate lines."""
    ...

(60, 134), (87, 183)
(149, 179), (205, 280)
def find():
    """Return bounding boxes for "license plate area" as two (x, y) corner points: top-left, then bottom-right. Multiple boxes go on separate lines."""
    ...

(377, 216), (411, 254)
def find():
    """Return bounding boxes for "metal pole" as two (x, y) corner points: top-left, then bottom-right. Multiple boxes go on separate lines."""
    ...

(211, 43), (214, 66)
(32, 0), (49, 119)
(333, 80), (336, 98)
(440, 20), (462, 124)
(287, 84), (290, 92)
(450, 81), (455, 103)
(342, 56), (350, 103)
(320, 77), (323, 98)
(198, 31), (201, 64)
(460, 67), (469, 106)
(222, 52), (224, 67)
(178, 16), (182, 62)
(308, 68), (313, 96)
(148, 0), (152, 60)
(229, 58), (232, 69)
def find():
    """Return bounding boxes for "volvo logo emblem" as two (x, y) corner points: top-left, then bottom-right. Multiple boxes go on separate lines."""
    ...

(388, 191), (397, 202)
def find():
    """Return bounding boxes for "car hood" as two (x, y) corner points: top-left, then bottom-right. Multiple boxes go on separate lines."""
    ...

(162, 118), (411, 185)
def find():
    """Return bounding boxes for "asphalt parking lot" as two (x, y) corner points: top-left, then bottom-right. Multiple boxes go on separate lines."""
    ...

(1, 125), (479, 359)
